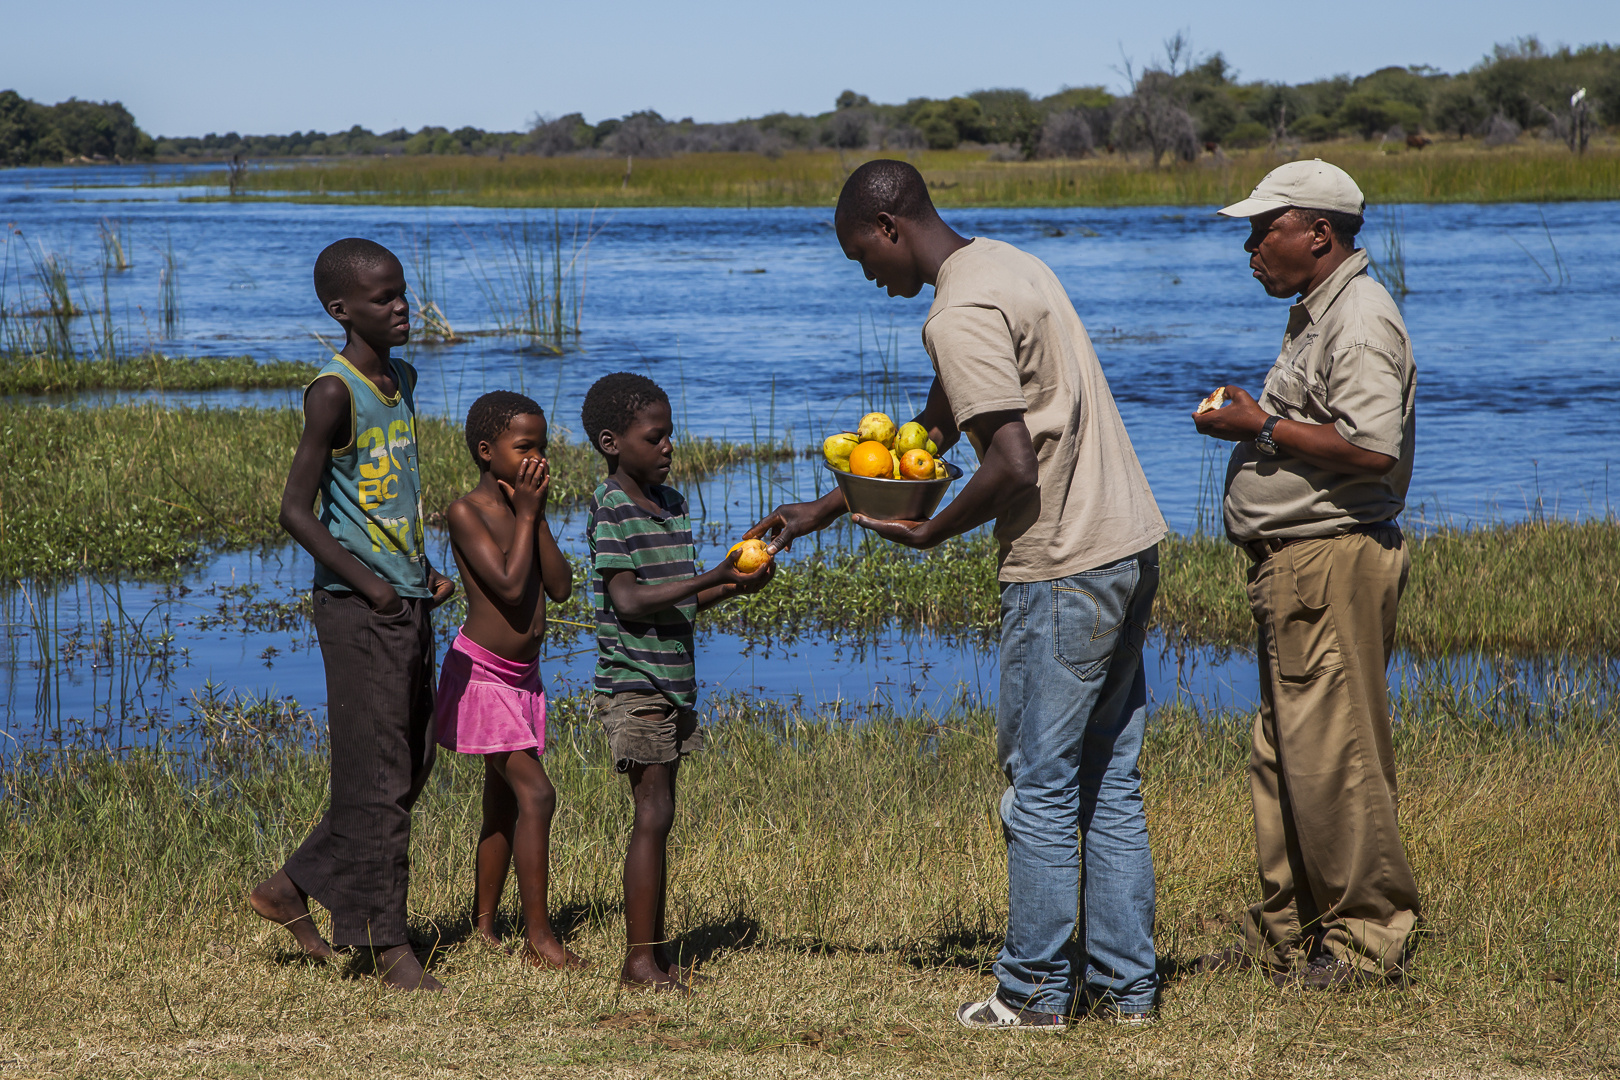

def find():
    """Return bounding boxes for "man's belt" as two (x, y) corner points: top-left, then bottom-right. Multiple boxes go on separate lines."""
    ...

(1243, 520), (1400, 563)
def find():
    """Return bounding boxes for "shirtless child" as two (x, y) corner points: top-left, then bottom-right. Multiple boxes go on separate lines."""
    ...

(436, 391), (583, 968)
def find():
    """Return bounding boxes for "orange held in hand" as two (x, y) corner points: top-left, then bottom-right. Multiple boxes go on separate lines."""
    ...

(898, 448), (936, 481)
(727, 538), (773, 574)
(848, 440), (895, 479)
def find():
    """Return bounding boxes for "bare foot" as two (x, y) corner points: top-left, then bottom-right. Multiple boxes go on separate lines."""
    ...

(523, 937), (589, 970)
(475, 925), (505, 952)
(247, 870), (335, 959)
(373, 944), (444, 992)
(654, 947), (711, 984)
(621, 956), (690, 993)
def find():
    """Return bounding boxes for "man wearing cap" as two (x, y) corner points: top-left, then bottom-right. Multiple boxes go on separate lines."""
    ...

(1193, 159), (1421, 990)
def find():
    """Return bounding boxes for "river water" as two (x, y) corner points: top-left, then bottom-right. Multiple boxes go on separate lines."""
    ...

(2, 163), (1617, 749)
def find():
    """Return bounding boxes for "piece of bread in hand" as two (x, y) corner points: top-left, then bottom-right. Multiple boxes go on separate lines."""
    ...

(1195, 386), (1228, 414)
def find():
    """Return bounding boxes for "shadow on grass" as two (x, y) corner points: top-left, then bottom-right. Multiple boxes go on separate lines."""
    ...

(670, 912), (763, 968)
(405, 901), (602, 962)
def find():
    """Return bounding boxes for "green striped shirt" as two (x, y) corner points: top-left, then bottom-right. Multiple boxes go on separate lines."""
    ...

(587, 479), (698, 707)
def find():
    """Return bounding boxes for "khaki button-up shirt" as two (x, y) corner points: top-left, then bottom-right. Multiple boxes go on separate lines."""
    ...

(1223, 249), (1416, 542)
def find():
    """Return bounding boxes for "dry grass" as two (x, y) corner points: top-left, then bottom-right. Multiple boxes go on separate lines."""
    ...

(1, 689), (1616, 1078)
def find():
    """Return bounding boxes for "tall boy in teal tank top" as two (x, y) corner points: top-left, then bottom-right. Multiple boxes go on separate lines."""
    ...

(248, 238), (455, 993)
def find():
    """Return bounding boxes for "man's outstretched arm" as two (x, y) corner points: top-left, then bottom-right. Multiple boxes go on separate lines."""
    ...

(853, 409), (1037, 549)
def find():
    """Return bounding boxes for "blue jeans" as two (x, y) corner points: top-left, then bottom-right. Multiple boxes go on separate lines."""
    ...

(993, 547), (1159, 1015)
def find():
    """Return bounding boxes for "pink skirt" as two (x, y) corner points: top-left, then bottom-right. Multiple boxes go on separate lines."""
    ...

(435, 630), (546, 755)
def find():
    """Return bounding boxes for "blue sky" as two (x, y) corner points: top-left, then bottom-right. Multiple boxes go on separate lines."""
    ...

(7, 1), (1617, 136)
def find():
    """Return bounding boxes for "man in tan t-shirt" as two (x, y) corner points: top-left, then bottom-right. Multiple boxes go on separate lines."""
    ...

(1193, 159), (1421, 990)
(749, 160), (1167, 1030)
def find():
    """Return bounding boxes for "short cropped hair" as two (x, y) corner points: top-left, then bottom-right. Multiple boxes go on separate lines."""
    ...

(464, 391), (545, 471)
(313, 237), (401, 306)
(1290, 207), (1363, 250)
(834, 159), (939, 232)
(580, 372), (669, 458)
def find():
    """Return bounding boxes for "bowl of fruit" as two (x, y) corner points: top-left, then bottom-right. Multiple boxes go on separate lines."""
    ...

(823, 412), (962, 521)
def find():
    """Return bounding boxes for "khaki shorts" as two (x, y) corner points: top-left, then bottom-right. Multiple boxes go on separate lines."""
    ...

(593, 690), (704, 772)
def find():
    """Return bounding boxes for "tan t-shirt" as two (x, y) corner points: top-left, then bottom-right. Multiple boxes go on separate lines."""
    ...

(1223, 250), (1416, 542)
(923, 238), (1166, 582)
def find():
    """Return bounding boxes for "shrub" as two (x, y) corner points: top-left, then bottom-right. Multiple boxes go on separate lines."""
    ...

(1291, 113), (1340, 141)
(1335, 91), (1424, 139)
(1224, 120), (1271, 148)
(1035, 109), (1093, 158)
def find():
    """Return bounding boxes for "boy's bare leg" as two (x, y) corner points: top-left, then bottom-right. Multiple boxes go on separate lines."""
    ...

(494, 749), (587, 969)
(248, 868), (336, 959)
(621, 761), (687, 991)
(474, 757), (518, 949)
(649, 861), (709, 983)
(644, 766), (708, 983)
(372, 943), (444, 992)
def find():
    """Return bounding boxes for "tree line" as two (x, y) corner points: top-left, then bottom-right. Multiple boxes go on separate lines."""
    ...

(0, 91), (153, 165)
(3, 36), (1617, 168)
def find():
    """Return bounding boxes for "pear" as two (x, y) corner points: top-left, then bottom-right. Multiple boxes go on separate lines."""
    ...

(933, 458), (950, 480)
(895, 421), (929, 454)
(857, 411), (897, 448)
(823, 431), (860, 470)
(727, 538), (773, 574)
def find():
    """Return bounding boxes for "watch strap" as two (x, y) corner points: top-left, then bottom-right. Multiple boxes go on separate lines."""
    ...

(1256, 415), (1282, 455)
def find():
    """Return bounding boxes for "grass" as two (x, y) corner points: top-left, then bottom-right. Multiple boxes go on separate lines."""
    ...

(0, 402), (787, 580)
(194, 142), (1620, 208)
(723, 523), (1620, 656)
(0, 351), (317, 395)
(0, 683), (1615, 1077)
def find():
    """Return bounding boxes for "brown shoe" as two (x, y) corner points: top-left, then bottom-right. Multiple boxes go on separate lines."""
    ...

(1296, 955), (1402, 991)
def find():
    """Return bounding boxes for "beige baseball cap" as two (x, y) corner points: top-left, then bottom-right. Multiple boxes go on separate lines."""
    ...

(1217, 159), (1366, 218)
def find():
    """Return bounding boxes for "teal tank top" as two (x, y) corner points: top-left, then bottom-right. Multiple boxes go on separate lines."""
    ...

(310, 354), (431, 598)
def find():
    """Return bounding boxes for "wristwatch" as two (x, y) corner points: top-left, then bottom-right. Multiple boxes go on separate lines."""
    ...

(1254, 415), (1282, 457)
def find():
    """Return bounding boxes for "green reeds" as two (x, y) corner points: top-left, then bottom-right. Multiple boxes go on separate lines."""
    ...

(0, 403), (788, 580)
(98, 218), (132, 272)
(403, 221), (458, 340)
(0, 352), (316, 395)
(1509, 206), (1572, 286)
(26, 243), (79, 354)
(461, 211), (594, 350)
(714, 518), (1620, 656)
(0, 682), (1615, 1075)
(192, 143), (1620, 209)
(157, 233), (181, 337)
(1368, 207), (1409, 299)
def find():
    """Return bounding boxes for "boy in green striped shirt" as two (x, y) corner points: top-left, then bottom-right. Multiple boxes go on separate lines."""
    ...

(582, 372), (773, 991)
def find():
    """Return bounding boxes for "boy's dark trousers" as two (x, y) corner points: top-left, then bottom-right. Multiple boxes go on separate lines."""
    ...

(284, 589), (437, 947)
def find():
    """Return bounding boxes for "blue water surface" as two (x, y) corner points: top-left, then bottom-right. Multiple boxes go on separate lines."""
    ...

(2, 163), (1617, 747)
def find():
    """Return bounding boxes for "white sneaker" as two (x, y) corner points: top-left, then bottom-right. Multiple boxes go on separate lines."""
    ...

(955, 994), (1068, 1032)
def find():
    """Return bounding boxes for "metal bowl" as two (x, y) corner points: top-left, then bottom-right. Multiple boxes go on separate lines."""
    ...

(825, 459), (963, 521)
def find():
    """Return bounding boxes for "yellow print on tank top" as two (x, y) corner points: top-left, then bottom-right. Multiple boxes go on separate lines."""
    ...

(354, 420), (421, 554)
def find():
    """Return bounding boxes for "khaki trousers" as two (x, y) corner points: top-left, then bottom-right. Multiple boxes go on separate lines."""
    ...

(1242, 528), (1420, 975)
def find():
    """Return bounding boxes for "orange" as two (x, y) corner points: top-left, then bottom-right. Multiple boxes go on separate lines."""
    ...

(848, 440), (894, 478)
(899, 448), (935, 480)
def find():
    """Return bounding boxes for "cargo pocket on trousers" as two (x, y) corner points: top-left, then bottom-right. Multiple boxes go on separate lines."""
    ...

(1273, 544), (1343, 681)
